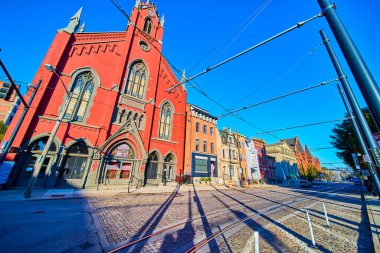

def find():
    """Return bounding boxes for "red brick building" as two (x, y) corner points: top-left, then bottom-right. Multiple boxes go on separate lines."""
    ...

(1, 1), (186, 189)
(184, 104), (218, 182)
(284, 136), (323, 176)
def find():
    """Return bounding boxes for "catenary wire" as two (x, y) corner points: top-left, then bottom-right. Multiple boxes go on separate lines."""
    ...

(228, 42), (322, 110)
(219, 78), (339, 118)
(188, 0), (272, 74)
(257, 117), (352, 135)
(166, 11), (324, 92)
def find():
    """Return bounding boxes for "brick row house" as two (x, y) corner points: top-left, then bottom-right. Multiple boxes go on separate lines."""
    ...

(184, 104), (218, 183)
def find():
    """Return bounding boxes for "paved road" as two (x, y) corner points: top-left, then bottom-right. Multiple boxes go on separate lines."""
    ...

(0, 183), (374, 253)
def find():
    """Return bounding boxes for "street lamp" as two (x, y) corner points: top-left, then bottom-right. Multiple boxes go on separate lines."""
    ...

(23, 64), (71, 198)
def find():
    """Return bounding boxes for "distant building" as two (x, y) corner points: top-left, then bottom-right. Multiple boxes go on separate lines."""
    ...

(217, 128), (240, 186)
(266, 140), (299, 183)
(0, 81), (20, 125)
(252, 138), (275, 182)
(245, 138), (260, 182)
(284, 136), (323, 177)
(234, 132), (249, 187)
(184, 104), (218, 182)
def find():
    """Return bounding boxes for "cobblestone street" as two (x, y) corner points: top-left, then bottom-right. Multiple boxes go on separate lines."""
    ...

(88, 183), (374, 252)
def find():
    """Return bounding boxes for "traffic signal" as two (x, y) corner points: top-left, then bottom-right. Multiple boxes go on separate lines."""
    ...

(0, 82), (15, 101)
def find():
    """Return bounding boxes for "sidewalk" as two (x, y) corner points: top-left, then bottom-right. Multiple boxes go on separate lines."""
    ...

(364, 191), (380, 252)
(0, 183), (277, 202)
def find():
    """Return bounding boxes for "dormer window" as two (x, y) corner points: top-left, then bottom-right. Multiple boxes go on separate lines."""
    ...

(143, 18), (152, 35)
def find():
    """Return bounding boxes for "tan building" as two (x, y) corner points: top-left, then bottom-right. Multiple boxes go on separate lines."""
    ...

(184, 104), (218, 183)
(266, 140), (299, 182)
(234, 132), (249, 187)
(217, 128), (239, 186)
(0, 81), (20, 125)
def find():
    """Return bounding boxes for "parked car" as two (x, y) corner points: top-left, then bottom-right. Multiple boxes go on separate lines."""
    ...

(352, 178), (362, 186)
(312, 179), (327, 185)
(299, 180), (312, 188)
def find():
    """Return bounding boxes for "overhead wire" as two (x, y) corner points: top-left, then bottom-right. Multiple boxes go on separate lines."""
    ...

(188, 0), (272, 74)
(219, 78), (339, 118)
(166, 11), (324, 92)
(228, 42), (322, 110)
(256, 117), (352, 135)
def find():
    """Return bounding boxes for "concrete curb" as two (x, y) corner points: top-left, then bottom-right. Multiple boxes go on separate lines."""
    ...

(363, 189), (380, 252)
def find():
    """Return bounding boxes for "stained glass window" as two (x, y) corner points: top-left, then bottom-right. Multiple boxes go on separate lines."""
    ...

(64, 71), (94, 121)
(159, 102), (172, 140)
(125, 62), (147, 99)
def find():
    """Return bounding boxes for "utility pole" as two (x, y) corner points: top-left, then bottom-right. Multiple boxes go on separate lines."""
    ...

(23, 64), (71, 198)
(320, 30), (380, 195)
(337, 83), (380, 196)
(318, 0), (380, 131)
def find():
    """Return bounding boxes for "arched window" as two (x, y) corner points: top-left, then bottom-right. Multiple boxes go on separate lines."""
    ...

(143, 18), (152, 35)
(29, 137), (57, 152)
(65, 71), (94, 121)
(125, 62), (147, 99)
(159, 102), (172, 140)
(61, 142), (89, 180)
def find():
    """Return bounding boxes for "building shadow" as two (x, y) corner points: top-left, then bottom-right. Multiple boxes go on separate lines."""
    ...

(258, 185), (362, 211)
(115, 185), (180, 252)
(212, 186), (333, 252)
(211, 192), (285, 252)
(158, 190), (196, 252)
(357, 190), (375, 252)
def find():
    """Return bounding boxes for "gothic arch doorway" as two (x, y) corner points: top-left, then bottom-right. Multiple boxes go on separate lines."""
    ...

(16, 137), (57, 187)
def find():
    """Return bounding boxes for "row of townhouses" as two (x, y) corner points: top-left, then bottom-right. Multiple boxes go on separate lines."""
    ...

(0, 1), (321, 190)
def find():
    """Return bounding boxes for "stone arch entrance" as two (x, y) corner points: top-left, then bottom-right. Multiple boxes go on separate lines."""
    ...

(16, 137), (58, 187)
(57, 141), (90, 187)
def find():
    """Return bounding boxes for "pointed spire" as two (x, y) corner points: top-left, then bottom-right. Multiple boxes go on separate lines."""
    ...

(181, 69), (187, 91)
(78, 22), (85, 33)
(160, 14), (165, 27)
(59, 7), (82, 34)
(135, 0), (140, 8)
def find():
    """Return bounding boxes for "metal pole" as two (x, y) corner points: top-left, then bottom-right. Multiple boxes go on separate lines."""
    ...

(322, 202), (331, 227)
(318, 0), (380, 130)
(337, 83), (380, 196)
(23, 72), (71, 198)
(254, 231), (259, 253)
(0, 81), (41, 164)
(306, 211), (317, 248)
(320, 30), (380, 194)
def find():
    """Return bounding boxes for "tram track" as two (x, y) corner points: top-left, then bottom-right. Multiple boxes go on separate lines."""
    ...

(106, 184), (346, 253)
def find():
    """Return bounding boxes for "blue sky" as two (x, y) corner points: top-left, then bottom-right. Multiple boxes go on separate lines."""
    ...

(1, 0), (379, 168)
